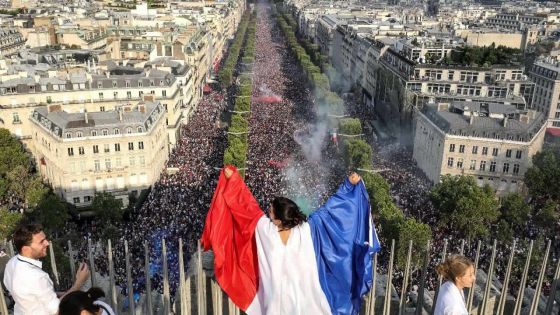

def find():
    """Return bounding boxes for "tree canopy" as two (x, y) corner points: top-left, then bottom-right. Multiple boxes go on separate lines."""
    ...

(430, 175), (499, 239)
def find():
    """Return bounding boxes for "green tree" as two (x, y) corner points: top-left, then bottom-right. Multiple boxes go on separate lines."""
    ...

(524, 148), (560, 201)
(25, 177), (49, 209)
(32, 194), (71, 235)
(396, 218), (432, 270)
(499, 193), (531, 228)
(339, 118), (363, 135)
(91, 192), (124, 224)
(533, 199), (559, 230)
(429, 175), (499, 239)
(344, 139), (372, 170)
(0, 207), (23, 240)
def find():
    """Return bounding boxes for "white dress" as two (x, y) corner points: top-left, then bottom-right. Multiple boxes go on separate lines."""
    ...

(434, 281), (468, 315)
(245, 216), (332, 315)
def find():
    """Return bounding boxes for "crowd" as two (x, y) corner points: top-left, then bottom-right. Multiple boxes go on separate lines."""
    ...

(9, 0), (555, 310)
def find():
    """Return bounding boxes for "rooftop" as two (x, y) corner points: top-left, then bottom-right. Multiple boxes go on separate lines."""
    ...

(422, 100), (545, 142)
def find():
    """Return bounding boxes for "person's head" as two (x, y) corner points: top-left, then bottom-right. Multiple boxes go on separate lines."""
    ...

(269, 197), (307, 230)
(13, 223), (49, 259)
(59, 289), (103, 315)
(436, 255), (475, 289)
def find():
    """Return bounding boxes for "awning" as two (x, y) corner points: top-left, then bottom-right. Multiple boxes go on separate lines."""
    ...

(546, 128), (560, 137)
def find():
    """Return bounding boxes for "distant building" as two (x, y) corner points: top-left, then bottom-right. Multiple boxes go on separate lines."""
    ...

(30, 101), (168, 206)
(0, 28), (26, 57)
(413, 100), (546, 195)
(527, 59), (560, 132)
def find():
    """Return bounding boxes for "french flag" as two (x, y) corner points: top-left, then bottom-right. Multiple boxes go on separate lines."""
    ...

(201, 167), (381, 315)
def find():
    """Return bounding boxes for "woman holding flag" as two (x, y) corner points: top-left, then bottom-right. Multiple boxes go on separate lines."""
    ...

(201, 166), (381, 315)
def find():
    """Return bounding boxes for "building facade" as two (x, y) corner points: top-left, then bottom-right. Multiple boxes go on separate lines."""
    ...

(528, 59), (560, 129)
(30, 101), (168, 206)
(413, 101), (546, 195)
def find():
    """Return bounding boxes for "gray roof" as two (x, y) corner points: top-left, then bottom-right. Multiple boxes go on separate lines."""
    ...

(422, 101), (545, 142)
(31, 101), (165, 138)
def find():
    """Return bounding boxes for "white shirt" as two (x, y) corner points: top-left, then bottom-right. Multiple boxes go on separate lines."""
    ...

(94, 300), (116, 315)
(3, 254), (59, 315)
(434, 281), (468, 315)
(246, 217), (332, 315)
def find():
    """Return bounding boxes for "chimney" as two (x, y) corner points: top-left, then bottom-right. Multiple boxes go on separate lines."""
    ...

(469, 114), (475, 125)
(84, 110), (88, 124)
(118, 108), (123, 121)
(47, 104), (61, 113)
(503, 117), (508, 127)
(139, 104), (145, 113)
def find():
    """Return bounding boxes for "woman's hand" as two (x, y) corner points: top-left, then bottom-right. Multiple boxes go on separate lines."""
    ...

(224, 167), (234, 179)
(349, 172), (361, 185)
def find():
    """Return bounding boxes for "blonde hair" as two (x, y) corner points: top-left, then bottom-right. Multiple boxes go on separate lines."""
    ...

(436, 255), (474, 283)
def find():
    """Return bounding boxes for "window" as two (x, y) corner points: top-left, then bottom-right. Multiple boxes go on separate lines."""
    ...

(94, 160), (101, 171)
(129, 156), (135, 167)
(138, 141), (144, 149)
(128, 142), (134, 150)
(112, 81), (117, 88)
(93, 145), (99, 154)
(480, 160), (486, 171)
(506, 149), (512, 158)
(469, 160), (476, 170)
(73, 197), (80, 204)
(447, 157), (454, 168)
(449, 144), (455, 152)
(162, 90), (167, 97)
(68, 147), (74, 156)
(125, 81), (130, 88)
(492, 148), (499, 156)
(99, 92), (104, 100)
(91, 130), (97, 136)
(513, 164), (520, 175)
(102, 129), (108, 136)
(139, 156), (145, 167)
(78, 147), (85, 155)
(66, 132), (72, 139)
(100, 106), (105, 112)
(516, 150), (522, 159)
(482, 147), (488, 155)
(104, 144), (110, 153)
(448, 71), (454, 80)
(115, 143), (121, 152)
(457, 158), (464, 169)
(12, 112), (20, 123)
(127, 91), (132, 99)
(113, 91), (118, 99)
(138, 81), (143, 87)
(459, 145), (465, 153)
(503, 163), (510, 173)
(114, 128), (120, 135)
(76, 132), (83, 138)
(127, 127), (133, 134)
(472, 146), (478, 154)
(105, 158), (111, 170)
(490, 161), (496, 172)
(84, 196), (92, 202)
(137, 126), (143, 133)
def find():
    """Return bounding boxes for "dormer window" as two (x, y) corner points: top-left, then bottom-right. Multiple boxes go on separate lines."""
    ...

(137, 126), (143, 133)
(91, 130), (97, 136)
(76, 131), (83, 138)
(66, 132), (72, 138)
(102, 129), (109, 136)
(126, 127), (133, 134)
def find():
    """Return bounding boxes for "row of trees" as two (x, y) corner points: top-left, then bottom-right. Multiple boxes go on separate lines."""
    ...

(275, 8), (432, 269)
(274, 11), (345, 118)
(218, 10), (252, 88)
(338, 119), (433, 270)
(223, 13), (257, 177)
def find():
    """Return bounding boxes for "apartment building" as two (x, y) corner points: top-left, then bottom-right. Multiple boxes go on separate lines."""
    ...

(414, 100), (546, 195)
(0, 28), (26, 57)
(0, 62), (194, 149)
(527, 59), (560, 130)
(30, 101), (168, 206)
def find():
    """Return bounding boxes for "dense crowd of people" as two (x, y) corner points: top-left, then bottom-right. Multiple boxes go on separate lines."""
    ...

(5, 0), (556, 311)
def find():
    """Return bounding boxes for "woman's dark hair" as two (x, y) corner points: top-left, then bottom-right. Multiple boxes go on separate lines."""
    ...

(271, 197), (307, 230)
(59, 288), (104, 315)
